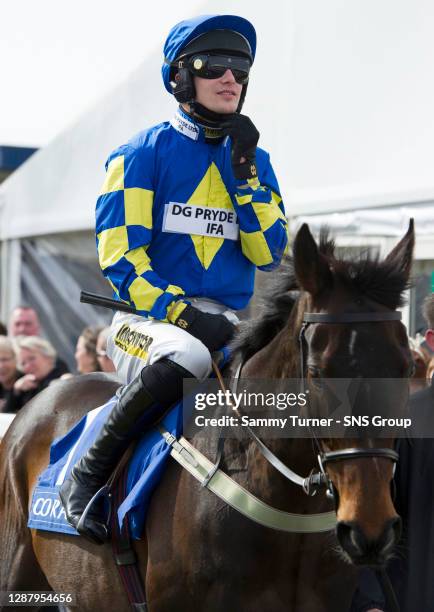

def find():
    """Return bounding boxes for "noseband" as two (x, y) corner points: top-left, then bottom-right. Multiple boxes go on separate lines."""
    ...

(299, 310), (402, 498)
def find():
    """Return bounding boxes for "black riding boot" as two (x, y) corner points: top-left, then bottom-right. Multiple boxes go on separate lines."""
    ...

(59, 358), (192, 544)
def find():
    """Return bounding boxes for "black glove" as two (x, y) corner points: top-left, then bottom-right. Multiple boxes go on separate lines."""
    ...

(221, 114), (260, 180)
(172, 304), (235, 352)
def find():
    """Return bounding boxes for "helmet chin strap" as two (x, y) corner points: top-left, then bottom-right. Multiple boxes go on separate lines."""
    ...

(182, 101), (234, 142)
(188, 101), (233, 126)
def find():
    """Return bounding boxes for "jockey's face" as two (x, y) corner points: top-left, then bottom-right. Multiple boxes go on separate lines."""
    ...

(193, 69), (242, 114)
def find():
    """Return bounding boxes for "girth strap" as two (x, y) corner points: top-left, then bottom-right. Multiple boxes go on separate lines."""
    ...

(110, 453), (148, 611)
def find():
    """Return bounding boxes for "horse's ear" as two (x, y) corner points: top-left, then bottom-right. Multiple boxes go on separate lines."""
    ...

(293, 224), (332, 296)
(384, 219), (415, 282)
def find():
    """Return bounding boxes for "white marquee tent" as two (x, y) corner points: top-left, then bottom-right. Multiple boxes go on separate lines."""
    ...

(1, 0), (433, 366)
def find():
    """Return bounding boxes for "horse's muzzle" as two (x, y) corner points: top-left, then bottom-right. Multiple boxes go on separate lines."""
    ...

(336, 517), (402, 566)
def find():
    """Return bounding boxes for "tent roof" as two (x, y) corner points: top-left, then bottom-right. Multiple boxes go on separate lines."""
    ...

(0, 45), (173, 240)
(2, 0), (434, 239)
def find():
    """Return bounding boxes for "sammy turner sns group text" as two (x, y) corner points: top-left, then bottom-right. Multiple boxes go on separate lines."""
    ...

(191, 389), (412, 432)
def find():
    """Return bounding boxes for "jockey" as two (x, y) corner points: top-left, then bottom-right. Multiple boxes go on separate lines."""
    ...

(60, 14), (288, 544)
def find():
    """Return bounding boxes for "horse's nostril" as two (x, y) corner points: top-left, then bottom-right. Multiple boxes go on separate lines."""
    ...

(336, 518), (402, 564)
(380, 516), (402, 555)
(336, 521), (366, 557)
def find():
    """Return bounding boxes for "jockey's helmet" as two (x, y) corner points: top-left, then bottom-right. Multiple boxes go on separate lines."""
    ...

(162, 15), (256, 112)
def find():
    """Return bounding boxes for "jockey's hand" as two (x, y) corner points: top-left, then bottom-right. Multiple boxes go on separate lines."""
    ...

(171, 304), (236, 352)
(221, 114), (259, 181)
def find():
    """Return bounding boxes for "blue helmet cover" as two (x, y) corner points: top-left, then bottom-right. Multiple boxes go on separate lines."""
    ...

(162, 14), (257, 93)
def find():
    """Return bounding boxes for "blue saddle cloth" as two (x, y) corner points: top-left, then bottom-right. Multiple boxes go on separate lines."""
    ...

(28, 398), (182, 539)
(28, 348), (230, 540)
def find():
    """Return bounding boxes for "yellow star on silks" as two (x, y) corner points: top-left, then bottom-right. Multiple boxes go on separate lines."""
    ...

(187, 162), (235, 270)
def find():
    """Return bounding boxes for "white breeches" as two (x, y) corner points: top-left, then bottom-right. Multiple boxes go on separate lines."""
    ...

(106, 298), (238, 384)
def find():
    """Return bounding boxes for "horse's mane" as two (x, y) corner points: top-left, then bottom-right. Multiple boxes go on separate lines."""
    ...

(231, 258), (297, 362)
(232, 229), (411, 362)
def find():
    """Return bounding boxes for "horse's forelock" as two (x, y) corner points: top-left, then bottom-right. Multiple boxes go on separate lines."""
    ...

(325, 254), (410, 310)
(317, 227), (410, 308)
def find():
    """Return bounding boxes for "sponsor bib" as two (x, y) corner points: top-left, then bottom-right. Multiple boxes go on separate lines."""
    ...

(163, 202), (239, 240)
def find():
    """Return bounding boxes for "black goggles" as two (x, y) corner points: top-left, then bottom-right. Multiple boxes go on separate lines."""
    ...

(187, 54), (251, 85)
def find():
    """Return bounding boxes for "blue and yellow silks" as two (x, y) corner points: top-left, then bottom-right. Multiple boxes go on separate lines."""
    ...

(95, 107), (288, 321)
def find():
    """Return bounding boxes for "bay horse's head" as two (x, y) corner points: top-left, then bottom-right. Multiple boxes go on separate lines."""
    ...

(293, 220), (414, 565)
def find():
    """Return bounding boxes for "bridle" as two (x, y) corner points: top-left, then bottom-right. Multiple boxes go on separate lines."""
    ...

(233, 309), (402, 501)
(296, 310), (403, 612)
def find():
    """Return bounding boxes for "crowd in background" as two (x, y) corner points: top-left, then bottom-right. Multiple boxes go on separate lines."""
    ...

(0, 305), (117, 414)
(1, 303), (433, 416)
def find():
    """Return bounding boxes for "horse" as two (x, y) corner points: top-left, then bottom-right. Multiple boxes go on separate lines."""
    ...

(0, 221), (414, 612)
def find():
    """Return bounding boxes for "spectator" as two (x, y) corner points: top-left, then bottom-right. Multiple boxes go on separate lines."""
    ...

(0, 337), (21, 413)
(7, 336), (63, 413)
(75, 326), (103, 374)
(427, 356), (434, 382)
(8, 305), (41, 336)
(8, 305), (69, 376)
(96, 327), (116, 373)
(0, 321), (7, 336)
(408, 334), (430, 394)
